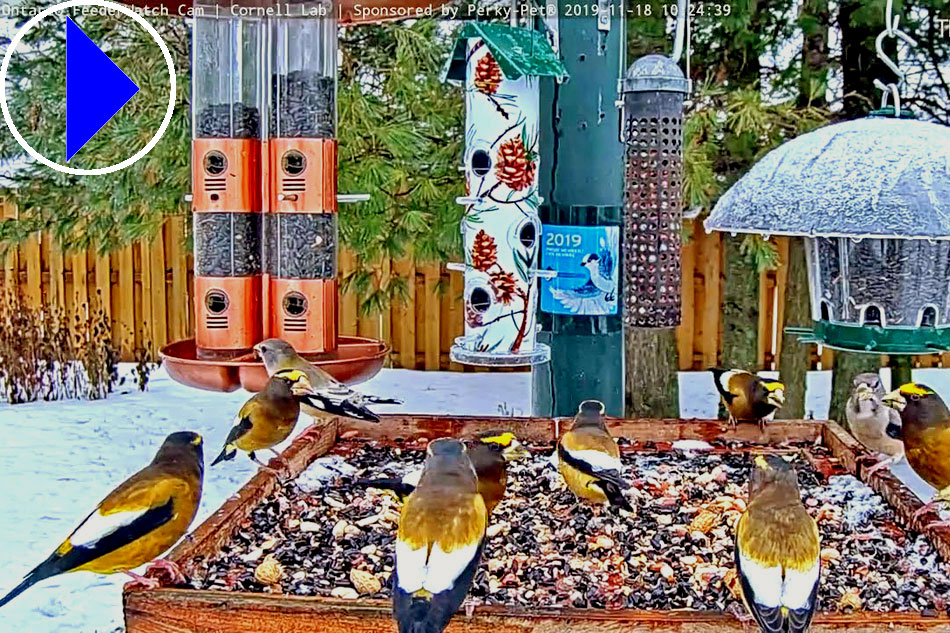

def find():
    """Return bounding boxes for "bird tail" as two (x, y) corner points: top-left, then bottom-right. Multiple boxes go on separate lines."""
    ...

(0, 554), (63, 608)
(363, 395), (402, 405)
(211, 444), (237, 466)
(357, 478), (416, 501)
(299, 394), (381, 423)
(600, 480), (634, 512)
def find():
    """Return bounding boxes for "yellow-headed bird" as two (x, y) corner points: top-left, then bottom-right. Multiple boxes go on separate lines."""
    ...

(711, 368), (786, 430)
(556, 400), (632, 511)
(211, 368), (315, 469)
(255, 338), (399, 423)
(0, 432), (204, 607)
(361, 431), (528, 514)
(394, 438), (486, 633)
(735, 454), (820, 633)
(882, 382), (950, 528)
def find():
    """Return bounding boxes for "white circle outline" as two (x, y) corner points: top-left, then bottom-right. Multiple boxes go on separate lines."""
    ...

(0, 0), (176, 175)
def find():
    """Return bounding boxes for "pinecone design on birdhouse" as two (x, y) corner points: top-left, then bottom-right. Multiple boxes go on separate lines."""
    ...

(474, 51), (503, 95)
(495, 135), (536, 191)
(471, 229), (498, 271)
(490, 271), (518, 305)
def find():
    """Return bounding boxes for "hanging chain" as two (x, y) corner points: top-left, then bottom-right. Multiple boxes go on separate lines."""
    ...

(873, 0), (918, 116)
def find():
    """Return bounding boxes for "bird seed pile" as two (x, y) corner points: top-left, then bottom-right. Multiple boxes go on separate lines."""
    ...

(193, 441), (950, 615)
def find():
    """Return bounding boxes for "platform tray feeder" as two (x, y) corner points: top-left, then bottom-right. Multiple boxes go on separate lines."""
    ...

(124, 414), (950, 632)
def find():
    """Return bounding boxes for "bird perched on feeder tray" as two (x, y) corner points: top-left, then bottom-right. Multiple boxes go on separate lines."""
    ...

(555, 400), (632, 512)
(360, 431), (529, 514)
(846, 372), (904, 477)
(882, 383), (950, 528)
(211, 368), (317, 471)
(0, 432), (204, 608)
(255, 338), (400, 423)
(710, 369), (786, 430)
(393, 438), (487, 633)
(734, 454), (820, 633)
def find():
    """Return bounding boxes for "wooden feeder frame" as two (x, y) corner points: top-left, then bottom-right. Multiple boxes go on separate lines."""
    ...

(124, 416), (950, 632)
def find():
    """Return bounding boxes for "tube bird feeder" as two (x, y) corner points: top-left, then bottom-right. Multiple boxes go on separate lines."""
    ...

(192, 10), (265, 359)
(266, 1), (338, 354)
(443, 24), (566, 366)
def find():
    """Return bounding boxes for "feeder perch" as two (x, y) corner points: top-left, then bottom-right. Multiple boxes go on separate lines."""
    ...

(192, 9), (265, 360)
(705, 113), (950, 354)
(621, 54), (687, 329)
(443, 24), (567, 367)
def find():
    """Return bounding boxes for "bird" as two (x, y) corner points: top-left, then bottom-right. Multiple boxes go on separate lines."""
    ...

(393, 438), (486, 633)
(555, 400), (632, 512)
(549, 239), (617, 314)
(360, 431), (529, 514)
(734, 454), (820, 633)
(211, 368), (316, 471)
(255, 338), (400, 423)
(0, 431), (204, 608)
(710, 369), (786, 430)
(845, 372), (903, 477)
(882, 382), (950, 528)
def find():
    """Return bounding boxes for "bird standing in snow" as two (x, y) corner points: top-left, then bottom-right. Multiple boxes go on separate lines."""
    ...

(845, 372), (903, 477)
(549, 241), (617, 314)
(0, 432), (204, 607)
(255, 338), (400, 423)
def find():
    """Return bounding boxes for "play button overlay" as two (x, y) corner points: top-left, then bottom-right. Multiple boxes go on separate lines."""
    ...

(0, 0), (176, 176)
(66, 17), (140, 161)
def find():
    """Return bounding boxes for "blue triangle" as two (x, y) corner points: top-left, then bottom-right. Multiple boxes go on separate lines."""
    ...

(66, 18), (139, 161)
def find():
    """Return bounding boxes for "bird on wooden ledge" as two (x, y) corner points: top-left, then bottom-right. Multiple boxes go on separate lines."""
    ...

(846, 372), (904, 477)
(0, 431), (204, 608)
(710, 368), (786, 431)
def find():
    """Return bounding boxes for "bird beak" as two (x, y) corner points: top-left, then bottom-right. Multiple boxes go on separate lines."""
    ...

(503, 441), (530, 462)
(855, 384), (875, 401)
(292, 377), (315, 397)
(882, 389), (907, 411)
(766, 388), (785, 408)
(252, 343), (263, 358)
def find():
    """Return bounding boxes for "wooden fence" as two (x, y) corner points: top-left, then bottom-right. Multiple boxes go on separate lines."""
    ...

(4, 200), (950, 371)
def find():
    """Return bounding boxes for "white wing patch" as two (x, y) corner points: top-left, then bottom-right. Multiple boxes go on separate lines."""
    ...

(395, 538), (481, 595)
(401, 469), (423, 488)
(718, 370), (745, 393)
(738, 550), (782, 608)
(69, 507), (150, 548)
(564, 448), (622, 474)
(395, 539), (428, 593)
(781, 561), (820, 610)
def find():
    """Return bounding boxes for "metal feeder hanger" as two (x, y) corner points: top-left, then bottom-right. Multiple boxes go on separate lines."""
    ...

(705, 0), (950, 355)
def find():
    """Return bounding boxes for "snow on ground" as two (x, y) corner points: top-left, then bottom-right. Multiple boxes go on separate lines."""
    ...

(0, 366), (948, 632)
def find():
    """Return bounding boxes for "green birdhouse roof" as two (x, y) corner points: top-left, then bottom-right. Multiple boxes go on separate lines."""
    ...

(442, 23), (568, 83)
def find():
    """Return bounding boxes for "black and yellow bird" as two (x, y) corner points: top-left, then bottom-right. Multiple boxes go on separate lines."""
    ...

(555, 400), (632, 512)
(211, 368), (315, 470)
(255, 338), (399, 423)
(393, 438), (486, 633)
(711, 369), (786, 430)
(735, 454), (820, 633)
(882, 382), (950, 528)
(360, 431), (528, 514)
(0, 431), (204, 607)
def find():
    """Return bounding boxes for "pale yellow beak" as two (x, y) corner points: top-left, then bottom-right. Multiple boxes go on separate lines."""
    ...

(291, 376), (315, 397)
(766, 388), (785, 408)
(855, 384), (875, 401)
(882, 389), (907, 411)
(503, 440), (530, 462)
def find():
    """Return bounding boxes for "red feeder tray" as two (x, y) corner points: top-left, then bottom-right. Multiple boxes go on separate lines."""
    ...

(160, 337), (390, 393)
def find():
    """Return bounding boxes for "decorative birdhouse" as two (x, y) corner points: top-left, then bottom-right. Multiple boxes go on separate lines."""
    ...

(621, 54), (688, 328)
(443, 24), (567, 366)
(192, 10), (265, 359)
(705, 113), (950, 354)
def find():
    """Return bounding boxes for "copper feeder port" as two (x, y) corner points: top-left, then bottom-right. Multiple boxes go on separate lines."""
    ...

(270, 138), (337, 213)
(193, 138), (262, 212)
(269, 278), (338, 354)
(195, 276), (262, 359)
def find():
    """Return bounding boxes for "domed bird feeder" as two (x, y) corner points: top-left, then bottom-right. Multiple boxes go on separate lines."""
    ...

(705, 113), (950, 354)
(443, 23), (567, 366)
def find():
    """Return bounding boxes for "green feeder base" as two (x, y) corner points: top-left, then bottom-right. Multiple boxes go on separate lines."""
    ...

(786, 321), (950, 355)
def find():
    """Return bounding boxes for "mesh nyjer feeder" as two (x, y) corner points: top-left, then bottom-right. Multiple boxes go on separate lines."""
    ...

(621, 54), (688, 328)
(192, 7), (265, 360)
(266, 0), (339, 354)
(442, 24), (567, 366)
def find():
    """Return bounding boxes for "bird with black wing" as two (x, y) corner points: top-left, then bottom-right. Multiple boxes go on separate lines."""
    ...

(734, 454), (820, 633)
(393, 438), (487, 633)
(0, 431), (204, 607)
(711, 368), (786, 430)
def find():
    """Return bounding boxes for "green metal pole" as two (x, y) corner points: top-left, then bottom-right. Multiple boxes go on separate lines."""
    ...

(532, 1), (625, 417)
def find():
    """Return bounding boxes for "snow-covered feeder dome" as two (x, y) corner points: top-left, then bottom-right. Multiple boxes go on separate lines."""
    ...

(704, 115), (950, 354)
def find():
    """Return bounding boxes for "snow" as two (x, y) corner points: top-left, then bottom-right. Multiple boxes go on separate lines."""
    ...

(1, 365), (948, 632)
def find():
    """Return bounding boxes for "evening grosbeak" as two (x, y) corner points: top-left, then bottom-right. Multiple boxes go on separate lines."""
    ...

(556, 400), (632, 512)
(255, 338), (399, 423)
(846, 372), (903, 477)
(0, 432), (204, 607)
(211, 368), (316, 470)
(711, 368), (786, 430)
(882, 382), (950, 528)
(735, 454), (820, 633)
(393, 438), (486, 633)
